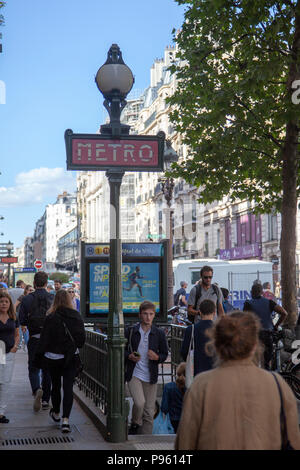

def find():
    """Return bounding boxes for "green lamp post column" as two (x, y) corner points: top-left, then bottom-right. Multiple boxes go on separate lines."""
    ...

(95, 44), (134, 442)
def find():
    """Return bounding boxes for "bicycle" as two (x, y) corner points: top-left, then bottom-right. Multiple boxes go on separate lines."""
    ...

(270, 329), (300, 400)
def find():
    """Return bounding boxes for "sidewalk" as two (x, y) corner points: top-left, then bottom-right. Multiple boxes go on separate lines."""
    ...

(0, 350), (175, 451)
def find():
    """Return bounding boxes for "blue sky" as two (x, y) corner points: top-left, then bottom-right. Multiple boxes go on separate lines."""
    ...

(0, 0), (185, 251)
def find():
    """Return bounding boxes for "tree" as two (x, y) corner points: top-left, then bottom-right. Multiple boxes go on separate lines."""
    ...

(168, 0), (300, 327)
(0, 2), (5, 27)
(49, 272), (70, 284)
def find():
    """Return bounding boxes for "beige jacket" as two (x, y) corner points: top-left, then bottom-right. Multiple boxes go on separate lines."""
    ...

(175, 358), (300, 450)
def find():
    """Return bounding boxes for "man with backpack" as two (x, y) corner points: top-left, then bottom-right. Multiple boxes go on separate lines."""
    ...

(19, 271), (54, 412)
(174, 281), (188, 307)
(187, 266), (225, 323)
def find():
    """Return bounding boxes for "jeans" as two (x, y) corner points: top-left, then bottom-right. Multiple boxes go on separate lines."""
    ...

(44, 356), (77, 419)
(27, 337), (51, 402)
(0, 353), (16, 415)
(19, 327), (29, 347)
(259, 330), (273, 370)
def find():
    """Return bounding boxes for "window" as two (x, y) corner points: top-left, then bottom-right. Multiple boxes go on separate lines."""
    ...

(204, 232), (209, 257)
(268, 213), (278, 240)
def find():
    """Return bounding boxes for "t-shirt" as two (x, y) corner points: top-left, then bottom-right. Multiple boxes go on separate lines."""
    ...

(188, 284), (223, 323)
(132, 326), (151, 382)
(176, 287), (187, 306)
(0, 317), (19, 353)
(181, 320), (214, 376)
(243, 297), (277, 330)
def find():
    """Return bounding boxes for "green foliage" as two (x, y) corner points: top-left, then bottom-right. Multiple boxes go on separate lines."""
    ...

(49, 272), (70, 284)
(0, 2), (5, 26)
(168, 0), (300, 213)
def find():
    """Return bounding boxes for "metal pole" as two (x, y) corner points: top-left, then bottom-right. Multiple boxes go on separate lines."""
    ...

(106, 169), (127, 443)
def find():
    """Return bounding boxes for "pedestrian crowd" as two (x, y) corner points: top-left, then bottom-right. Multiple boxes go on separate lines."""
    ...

(0, 272), (84, 434)
(125, 265), (300, 450)
(1, 265), (299, 449)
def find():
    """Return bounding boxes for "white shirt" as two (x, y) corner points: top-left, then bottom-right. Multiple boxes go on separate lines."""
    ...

(132, 326), (151, 383)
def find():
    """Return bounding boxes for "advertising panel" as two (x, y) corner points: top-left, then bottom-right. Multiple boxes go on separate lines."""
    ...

(13, 268), (36, 287)
(89, 262), (160, 314)
(81, 241), (168, 322)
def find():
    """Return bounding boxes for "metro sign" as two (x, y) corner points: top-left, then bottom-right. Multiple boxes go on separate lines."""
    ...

(65, 129), (165, 172)
(0, 257), (18, 263)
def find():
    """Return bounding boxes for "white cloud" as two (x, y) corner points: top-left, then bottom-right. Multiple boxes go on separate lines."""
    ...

(0, 167), (76, 207)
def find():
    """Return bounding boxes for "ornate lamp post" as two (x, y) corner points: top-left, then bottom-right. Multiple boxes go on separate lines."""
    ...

(95, 44), (134, 443)
(159, 141), (178, 309)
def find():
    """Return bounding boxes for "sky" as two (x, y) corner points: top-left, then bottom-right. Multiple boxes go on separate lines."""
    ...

(0, 0), (185, 251)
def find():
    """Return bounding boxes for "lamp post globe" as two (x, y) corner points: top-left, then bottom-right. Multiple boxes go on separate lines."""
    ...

(95, 44), (134, 137)
(95, 44), (134, 99)
(7, 241), (13, 252)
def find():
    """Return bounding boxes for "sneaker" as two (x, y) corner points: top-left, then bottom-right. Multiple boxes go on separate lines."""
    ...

(61, 422), (71, 433)
(42, 401), (50, 410)
(0, 415), (9, 423)
(128, 423), (140, 435)
(49, 408), (60, 423)
(33, 388), (43, 412)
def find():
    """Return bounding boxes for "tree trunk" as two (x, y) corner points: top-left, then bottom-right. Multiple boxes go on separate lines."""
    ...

(280, 122), (298, 328)
(280, 3), (300, 328)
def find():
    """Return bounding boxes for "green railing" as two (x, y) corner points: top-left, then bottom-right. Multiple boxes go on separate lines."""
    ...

(77, 324), (186, 415)
(77, 329), (108, 414)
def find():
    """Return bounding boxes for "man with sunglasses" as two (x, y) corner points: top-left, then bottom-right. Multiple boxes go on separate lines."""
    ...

(188, 266), (224, 323)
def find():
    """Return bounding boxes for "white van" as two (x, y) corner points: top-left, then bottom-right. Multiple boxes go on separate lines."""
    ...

(173, 258), (274, 310)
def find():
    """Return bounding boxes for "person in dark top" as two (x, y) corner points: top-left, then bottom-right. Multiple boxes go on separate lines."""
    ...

(174, 281), (188, 307)
(19, 271), (54, 412)
(35, 289), (85, 433)
(221, 288), (235, 313)
(243, 283), (288, 369)
(181, 299), (215, 376)
(161, 362), (186, 433)
(0, 291), (20, 423)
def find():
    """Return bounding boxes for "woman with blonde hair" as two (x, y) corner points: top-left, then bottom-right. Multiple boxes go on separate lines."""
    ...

(35, 289), (85, 433)
(0, 291), (19, 423)
(161, 362), (186, 433)
(175, 311), (300, 450)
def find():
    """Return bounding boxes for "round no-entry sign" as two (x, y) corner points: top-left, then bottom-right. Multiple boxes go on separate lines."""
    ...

(34, 259), (43, 270)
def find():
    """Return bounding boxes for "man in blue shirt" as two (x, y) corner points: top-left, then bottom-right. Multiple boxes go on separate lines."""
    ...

(243, 283), (287, 369)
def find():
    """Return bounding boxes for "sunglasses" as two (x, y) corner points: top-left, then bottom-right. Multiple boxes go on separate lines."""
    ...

(203, 275), (213, 279)
(68, 290), (75, 293)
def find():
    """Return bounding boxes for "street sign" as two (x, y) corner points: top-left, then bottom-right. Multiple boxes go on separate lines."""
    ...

(34, 259), (43, 269)
(0, 257), (18, 263)
(65, 130), (165, 172)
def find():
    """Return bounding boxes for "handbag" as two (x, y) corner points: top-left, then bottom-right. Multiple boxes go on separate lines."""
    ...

(271, 372), (294, 450)
(185, 324), (194, 388)
(57, 314), (83, 377)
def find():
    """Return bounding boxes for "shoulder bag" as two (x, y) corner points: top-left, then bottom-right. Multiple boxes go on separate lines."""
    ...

(271, 372), (294, 450)
(185, 324), (194, 388)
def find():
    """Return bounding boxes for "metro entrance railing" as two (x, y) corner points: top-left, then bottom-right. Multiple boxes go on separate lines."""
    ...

(76, 324), (186, 422)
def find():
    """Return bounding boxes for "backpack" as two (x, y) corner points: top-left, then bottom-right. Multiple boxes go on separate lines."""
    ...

(188, 283), (220, 323)
(174, 289), (182, 306)
(27, 291), (53, 336)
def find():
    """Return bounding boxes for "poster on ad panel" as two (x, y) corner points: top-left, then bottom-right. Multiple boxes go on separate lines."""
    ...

(89, 262), (160, 314)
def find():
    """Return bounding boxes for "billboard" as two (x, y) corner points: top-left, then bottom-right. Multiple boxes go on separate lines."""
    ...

(89, 262), (160, 314)
(13, 268), (36, 287)
(81, 242), (168, 322)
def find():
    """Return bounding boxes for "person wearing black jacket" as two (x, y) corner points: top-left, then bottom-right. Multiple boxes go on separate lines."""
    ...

(35, 289), (85, 433)
(125, 301), (168, 435)
(19, 271), (54, 412)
